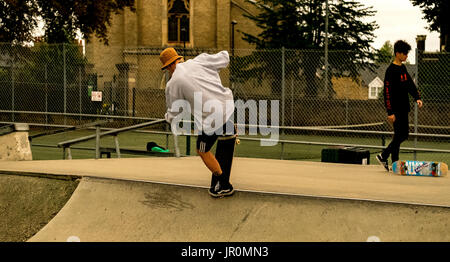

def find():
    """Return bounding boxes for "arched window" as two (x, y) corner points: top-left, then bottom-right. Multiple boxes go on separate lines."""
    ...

(168, 0), (190, 43)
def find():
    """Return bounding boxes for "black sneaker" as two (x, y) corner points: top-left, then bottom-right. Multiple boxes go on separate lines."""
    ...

(376, 154), (389, 171)
(208, 180), (235, 198)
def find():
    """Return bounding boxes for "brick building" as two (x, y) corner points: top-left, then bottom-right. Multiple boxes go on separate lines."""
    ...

(84, 0), (259, 116)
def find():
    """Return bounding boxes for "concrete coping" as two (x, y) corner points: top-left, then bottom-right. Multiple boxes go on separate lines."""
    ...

(14, 123), (29, 132)
(0, 123), (29, 136)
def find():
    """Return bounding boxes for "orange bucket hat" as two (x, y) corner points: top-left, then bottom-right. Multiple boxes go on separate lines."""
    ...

(160, 48), (183, 70)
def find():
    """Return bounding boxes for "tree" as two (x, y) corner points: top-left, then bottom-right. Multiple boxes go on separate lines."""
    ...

(410, 0), (449, 52)
(0, 42), (89, 114)
(38, 0), (136, 44)
(375, 41), (394, 64)
(0, 0), (136, 44)
(237, 0), (378, 97)
(0, 0), (39, 44)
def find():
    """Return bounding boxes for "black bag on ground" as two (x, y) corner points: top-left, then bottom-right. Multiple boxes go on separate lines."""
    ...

(321, 146), (370, 165)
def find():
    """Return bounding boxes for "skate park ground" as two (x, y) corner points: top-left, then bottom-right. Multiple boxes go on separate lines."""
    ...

(1, 156), (450, 242)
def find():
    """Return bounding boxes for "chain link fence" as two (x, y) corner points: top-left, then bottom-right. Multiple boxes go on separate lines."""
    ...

(0, 42), (448, 162)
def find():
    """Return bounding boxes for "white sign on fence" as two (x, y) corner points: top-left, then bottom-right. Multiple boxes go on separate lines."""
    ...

(91, 91), (102, 102)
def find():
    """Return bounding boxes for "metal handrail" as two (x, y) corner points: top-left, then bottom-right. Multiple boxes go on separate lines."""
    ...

(57, 119), (167, 159)
(28, 119), (113, 142)
(89, 125), (450, 139)
(57, 119), (165, 147)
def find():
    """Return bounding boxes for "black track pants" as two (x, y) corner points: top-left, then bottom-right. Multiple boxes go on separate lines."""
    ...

(381, 113), (409, 163)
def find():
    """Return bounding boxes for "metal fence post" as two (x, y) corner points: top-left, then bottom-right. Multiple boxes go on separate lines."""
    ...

(290, 78), (294, 126)
(345, 99), (349, 125)
(414, 47), (419, 161)
(414, 104), (418, 161)
(63, 43), (67, 125)
(95, 125), (100, 159)
(324, 0), (329, 96)
(132, 87), (136, 118)
(45, 64), (48, 125)
(11, 60), (15, 122)
(79, 67), (82, 124)
(174, 133), (180, 158)
(281, 47), (286, 160)
(165, 124), (169, 149)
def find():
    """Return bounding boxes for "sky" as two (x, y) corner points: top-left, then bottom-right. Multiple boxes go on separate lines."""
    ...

(356, 0), (441, 63)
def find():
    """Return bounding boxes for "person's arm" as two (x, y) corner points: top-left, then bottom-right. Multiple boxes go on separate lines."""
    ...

(193, 50), (230, 71)
(164, 80), (184, 124)
(383, 68), (396, 124)
(406, 70), (423, 108)
(383, 69), (394, 116)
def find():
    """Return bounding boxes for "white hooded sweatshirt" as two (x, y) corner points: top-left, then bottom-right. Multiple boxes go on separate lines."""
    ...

(165, 51), (234, 133)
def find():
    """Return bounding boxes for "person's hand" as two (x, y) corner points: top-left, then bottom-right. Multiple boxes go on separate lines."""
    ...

(387, 114), (396, 124)
(416, 100), (423, 109)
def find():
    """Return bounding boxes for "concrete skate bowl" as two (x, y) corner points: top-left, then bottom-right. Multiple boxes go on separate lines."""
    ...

(28, 176), (450, 242)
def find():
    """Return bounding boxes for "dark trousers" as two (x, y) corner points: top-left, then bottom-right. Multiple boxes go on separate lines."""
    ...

(381, 113), (409, 163)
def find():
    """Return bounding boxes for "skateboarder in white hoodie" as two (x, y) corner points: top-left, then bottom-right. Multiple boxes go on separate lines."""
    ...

(160, 47), (235, 198)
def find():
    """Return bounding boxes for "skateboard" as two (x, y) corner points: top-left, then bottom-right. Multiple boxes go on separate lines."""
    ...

(392, 160), (448, 177)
